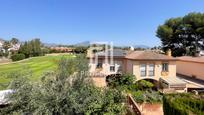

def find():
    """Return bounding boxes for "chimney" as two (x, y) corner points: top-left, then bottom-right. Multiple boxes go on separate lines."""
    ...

(166, 49), (172, 57)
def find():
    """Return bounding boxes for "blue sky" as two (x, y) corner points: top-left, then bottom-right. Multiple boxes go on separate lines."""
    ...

(0, 0), (204, 46)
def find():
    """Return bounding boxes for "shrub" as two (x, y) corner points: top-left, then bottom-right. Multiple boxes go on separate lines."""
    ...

(136, 80), (155, 90)
(11, 53), (25, 61)
(3, 52), (9, 57)
(132, 90), (145, 103)
(0, 51), (3, 57)
(133, 90), (163, 103)
(106, 74), (136, 89)
(145, 90), (163, 103)
(163, 94), (204, 115)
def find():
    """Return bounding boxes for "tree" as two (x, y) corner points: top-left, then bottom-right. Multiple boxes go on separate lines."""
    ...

(74, 46), (88, 54)
(18, 38), (43, 58)
(30, 38), (42, 56)
(3, 41), (11, 52)
(18, 41), (31, 58)
(1, 55), (126, 114)
(10, 38), (19, 45)
(156, 12), (204, 56)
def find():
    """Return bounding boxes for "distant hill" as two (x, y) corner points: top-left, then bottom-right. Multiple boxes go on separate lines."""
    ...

(0, 38), (5, 42)
(75, 41), (91, 47)
(134, 45), (150, 49)
(43, 43), (59, 47)
(43, 41), (151, 49)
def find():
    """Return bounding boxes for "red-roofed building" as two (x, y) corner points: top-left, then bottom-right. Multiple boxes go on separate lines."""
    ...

(89, 49), (189, 92)
(50, 47), (74, 53)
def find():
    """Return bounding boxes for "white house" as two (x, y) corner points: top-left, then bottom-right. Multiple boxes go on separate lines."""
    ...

(0, 39), (4, 51)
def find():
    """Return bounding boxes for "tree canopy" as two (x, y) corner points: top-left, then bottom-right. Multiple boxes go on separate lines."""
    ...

(10, 38), (19, 45)
(156, 12), (204, 56)
(1, 55), (126, 114)
(18, 38), (43, 58)
(2, 41), (11, 52)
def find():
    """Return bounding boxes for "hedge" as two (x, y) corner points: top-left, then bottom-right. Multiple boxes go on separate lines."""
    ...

(163, 94), (204, 115)
(133, 90), (163, 104)
(11, 53), (26, 61)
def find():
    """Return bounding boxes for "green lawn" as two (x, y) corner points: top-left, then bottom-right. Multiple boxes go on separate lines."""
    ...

(0, 54), (73, 90)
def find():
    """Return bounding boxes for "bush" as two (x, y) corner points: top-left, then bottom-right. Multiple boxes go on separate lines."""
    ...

(41, 47), (50, 55)
(132, 90), (145, 103)
(106, 74), (136, 90)
(136, 80), (155, 90)
(3, 52), (9, 57)
(145, 90), (163, 103)
(11, 53), (25, 61)
(163, 94), (204, 115)
(0, 51), (3, 57)
(133, 90), (163, 103)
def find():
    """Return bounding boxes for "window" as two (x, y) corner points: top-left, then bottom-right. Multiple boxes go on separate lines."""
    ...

(140, 64), (146, 76)
(110, 65), (115, 72)
(96, 62), (102, 68)
(162, 63), (169, 72)
(149, 64), (155, 76)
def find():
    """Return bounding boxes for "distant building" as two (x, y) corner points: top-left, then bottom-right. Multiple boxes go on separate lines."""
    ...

(89, 49), (189, 92)
(0, 39), (20, 52)
(0, 39), (4, 51)
(50, 47), (74, 53)
(8, 43), (21, 51)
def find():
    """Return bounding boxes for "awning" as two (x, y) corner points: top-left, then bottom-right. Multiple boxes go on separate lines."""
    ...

(160, 77), (186, 88)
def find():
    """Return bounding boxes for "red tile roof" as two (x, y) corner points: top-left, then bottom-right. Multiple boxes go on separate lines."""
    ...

(177, 56), (204, 63)
(125, 51), (176, 61)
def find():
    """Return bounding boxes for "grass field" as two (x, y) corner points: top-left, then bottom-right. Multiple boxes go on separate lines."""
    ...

(0, 54), (73, 90)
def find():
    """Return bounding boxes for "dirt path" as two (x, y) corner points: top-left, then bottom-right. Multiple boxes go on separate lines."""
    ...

(0, 58), (12, 65)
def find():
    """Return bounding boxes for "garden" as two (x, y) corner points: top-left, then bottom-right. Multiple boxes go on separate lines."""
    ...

(106, 74), (163, 104)
(106, 74), (204, 115)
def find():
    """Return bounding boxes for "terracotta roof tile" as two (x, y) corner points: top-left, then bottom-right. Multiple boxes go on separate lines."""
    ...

(177, 56), (204, 63)
(125, 51), (176, 60)
(93, 50), (176, 60)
